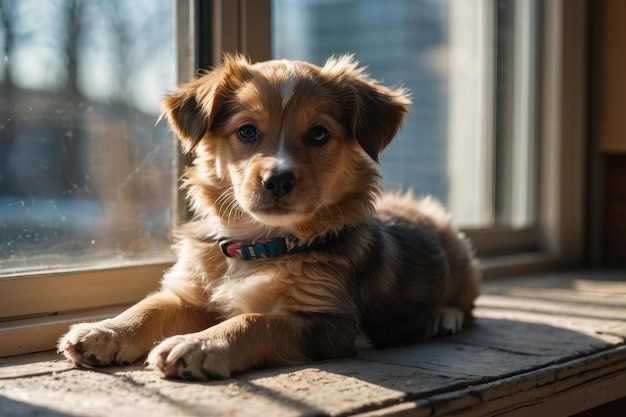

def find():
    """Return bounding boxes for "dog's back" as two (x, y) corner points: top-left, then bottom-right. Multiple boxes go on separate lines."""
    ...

(349, 193), (480, 347)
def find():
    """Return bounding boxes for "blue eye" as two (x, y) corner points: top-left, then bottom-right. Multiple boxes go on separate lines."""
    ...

(237, 125), (258, 142)
(308, 126), (329, 145)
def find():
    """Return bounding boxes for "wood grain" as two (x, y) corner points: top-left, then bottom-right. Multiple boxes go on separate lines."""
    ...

(1, 271), (625, 416)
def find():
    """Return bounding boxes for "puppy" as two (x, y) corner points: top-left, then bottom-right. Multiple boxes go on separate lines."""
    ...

(58, 54), (480, 380)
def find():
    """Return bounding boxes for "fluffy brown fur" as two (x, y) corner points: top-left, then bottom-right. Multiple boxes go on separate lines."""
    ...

(58, 54), (480, 380)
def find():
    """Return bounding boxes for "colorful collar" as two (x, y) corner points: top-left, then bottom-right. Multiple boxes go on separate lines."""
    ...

(219, 235), (322, 260)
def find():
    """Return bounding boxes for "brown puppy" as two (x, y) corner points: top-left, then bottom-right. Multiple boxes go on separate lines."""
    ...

(58, 54), (480, 380)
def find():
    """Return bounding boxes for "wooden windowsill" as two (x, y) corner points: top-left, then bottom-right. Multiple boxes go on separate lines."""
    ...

(1, 270), (625, 416)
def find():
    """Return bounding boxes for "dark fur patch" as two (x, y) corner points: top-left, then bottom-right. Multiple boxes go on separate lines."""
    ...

(298, 312), (358, 361)
(349, 219), (449, 347)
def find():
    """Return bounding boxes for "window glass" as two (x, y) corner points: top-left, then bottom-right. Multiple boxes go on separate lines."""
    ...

(273, 0), (537, 229)
(0, 0), (176, 276)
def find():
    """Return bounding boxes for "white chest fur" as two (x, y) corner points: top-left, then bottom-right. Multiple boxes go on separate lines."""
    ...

(207, 258), (351, 318)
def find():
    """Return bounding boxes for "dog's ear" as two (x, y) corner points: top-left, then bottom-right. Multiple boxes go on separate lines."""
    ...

(163, 54), (252, 153)
(323, 56), (411, 162)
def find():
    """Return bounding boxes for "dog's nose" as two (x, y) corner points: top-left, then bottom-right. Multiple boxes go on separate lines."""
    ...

(262, 170), (296, 197)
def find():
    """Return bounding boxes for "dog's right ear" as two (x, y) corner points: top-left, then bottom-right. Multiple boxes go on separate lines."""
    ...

(163, 78), (209, 154)
(163, 54), (252, 153)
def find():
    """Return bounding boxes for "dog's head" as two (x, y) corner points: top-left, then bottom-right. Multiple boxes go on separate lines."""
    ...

(164, 54), (411, 239)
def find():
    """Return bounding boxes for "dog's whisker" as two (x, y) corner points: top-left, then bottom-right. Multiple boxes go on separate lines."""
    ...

(213, 189), (243, 221)
(224, 198), (244, 225)
(218, 197), (236, 218)
(212, 188), (236, 209)
(226, 205), (240, 220)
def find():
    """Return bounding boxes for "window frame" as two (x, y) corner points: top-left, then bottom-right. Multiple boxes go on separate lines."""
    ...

(456, 0), (587, 277)
(0, 0), (587, 357)
(445, 0), (542, 257)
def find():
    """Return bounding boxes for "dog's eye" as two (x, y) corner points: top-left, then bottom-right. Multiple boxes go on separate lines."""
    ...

(237, 125), (258, 142)
(307, 126), (329, 145)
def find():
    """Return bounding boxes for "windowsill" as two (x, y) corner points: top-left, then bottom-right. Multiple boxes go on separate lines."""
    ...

(1, 270), (625, 416)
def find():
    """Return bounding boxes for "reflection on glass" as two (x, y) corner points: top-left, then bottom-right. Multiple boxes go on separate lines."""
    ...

(0, 0), (176, 275)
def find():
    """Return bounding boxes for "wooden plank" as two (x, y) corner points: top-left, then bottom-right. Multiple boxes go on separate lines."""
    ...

(483, 271), (626, 291)
(497, 372), (626, 417)
(477, 294), (626, 324)
(0, 307), (124, 357)
(359, 315), (617, 369)
(356, 346), (626, 417)
(0, 352), (71, 380)
(475, 305), (626, 340)
(483, 288), (626, 307)
(0, 271), (625, 416)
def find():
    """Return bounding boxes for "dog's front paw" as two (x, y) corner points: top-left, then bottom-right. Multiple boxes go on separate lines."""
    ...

(147, 335), (232, 380)
(58, 321), (141, 367)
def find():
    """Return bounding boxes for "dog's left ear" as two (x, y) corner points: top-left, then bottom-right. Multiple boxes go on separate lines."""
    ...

(323, 56), (412, 162)
(163, 54), (252, 153)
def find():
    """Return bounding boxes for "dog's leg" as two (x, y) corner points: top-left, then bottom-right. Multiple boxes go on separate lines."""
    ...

(147, 312), (356, 380)
(58, 290), (215, 367)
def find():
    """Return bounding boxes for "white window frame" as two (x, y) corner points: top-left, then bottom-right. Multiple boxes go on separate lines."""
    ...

(0, 0), (587, 357)
(451, 0), (587, 276)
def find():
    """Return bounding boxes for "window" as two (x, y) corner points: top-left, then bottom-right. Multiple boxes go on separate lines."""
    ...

(0, 0), (587, 357)
(0, 0), (177, 276)
(0, 0), (180, 356)
(273, 0), (538, 233)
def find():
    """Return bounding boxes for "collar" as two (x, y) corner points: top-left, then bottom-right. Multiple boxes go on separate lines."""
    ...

(218, 235), (323, 260)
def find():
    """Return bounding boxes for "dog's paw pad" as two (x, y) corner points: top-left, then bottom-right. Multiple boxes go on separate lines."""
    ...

(58, 322), (135, 367)
(147, 336), (232, 381)
(58, 322), (114, 366)
(430, 307), (464, 336)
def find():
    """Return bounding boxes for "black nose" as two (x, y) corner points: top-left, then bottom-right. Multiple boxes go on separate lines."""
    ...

(262, 170), (296, 198)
